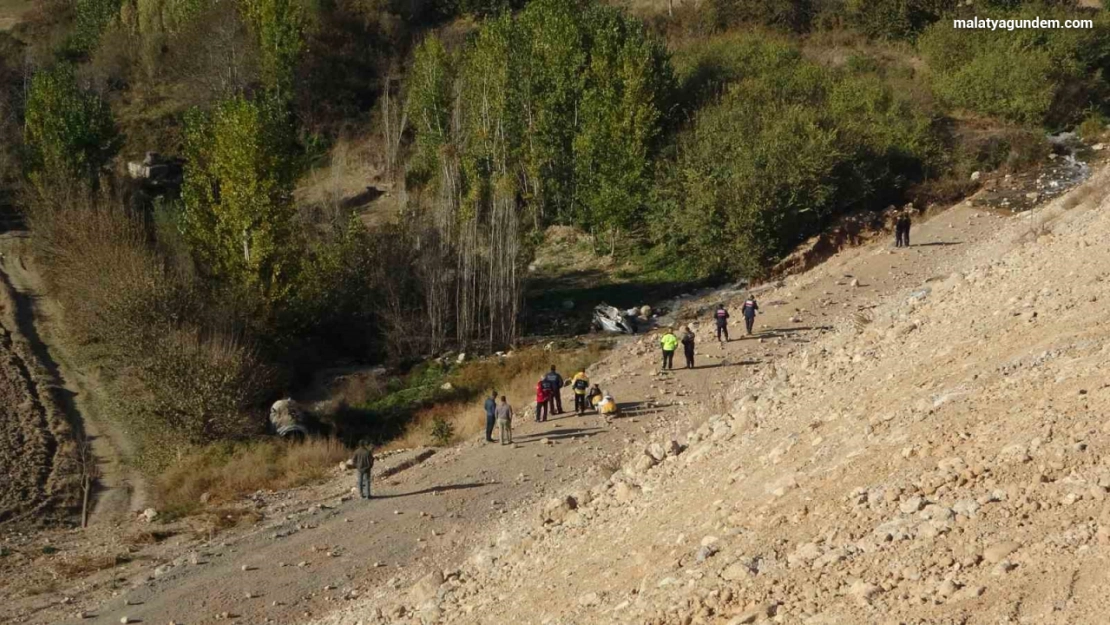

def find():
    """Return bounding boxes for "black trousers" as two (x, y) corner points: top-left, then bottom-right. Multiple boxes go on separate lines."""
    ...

(548, 389), (563, 414)
(574, 393), (587, 413)
(683, 345), (694, 368)
(716, 323), (728, 341)
(485, 413), (496, 441)
(536, 400), (548, 421)
(662, 349), (675, 369)
(745, 315), (755, 334)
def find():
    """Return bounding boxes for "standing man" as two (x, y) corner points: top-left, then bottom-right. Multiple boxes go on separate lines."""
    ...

(714, 304), (730, 343)
(495, 395), (513, 445)
(483, 391), (498, 443)
(681, 325), (696, 369)
(535, 378), (550, 422)
(660, 328), (679, 370)
(352, 440), (374, 500)
(742, 294), (759, 335)
(543, 366), (564, 415)
(571, 370), (590, 414)
(900, 210), (912, 247)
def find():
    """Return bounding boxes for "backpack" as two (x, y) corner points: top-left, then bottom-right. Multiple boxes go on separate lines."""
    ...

(573, 378), (588, 391)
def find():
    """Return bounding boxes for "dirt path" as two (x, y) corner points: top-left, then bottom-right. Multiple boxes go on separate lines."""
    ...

(0, 199), (1010, 625)
(0, 236), (145, 524)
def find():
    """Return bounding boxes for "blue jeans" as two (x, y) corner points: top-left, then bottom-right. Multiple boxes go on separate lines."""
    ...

(357, 469), (372, 499)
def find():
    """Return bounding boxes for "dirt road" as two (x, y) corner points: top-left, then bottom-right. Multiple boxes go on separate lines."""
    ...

(0, 196), (1015, 625)
(0, 237), (144, 525)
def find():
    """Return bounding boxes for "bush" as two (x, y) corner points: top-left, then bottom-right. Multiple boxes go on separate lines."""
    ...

(919, 6), (1110, 127)
(23, 64), (121, 192)
(654, 32), (940, 278)
(430, 416), (454, 446)
(26, 192), (277, 467)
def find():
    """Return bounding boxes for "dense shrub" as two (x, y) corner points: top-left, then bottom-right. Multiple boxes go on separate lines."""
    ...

(919, 6), (1110, 127)
(26, 194), (276, 466)
(23, 64), (121, 192)
(654, 33), (940, 278)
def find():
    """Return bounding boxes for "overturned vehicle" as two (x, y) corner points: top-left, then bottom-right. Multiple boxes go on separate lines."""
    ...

(269, 398), (310, 442)
(592, 304), (637, 334)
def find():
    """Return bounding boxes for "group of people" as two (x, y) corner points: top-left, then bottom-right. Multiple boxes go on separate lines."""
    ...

(658, 295), (760, 370)
(481, 366), (610, 445)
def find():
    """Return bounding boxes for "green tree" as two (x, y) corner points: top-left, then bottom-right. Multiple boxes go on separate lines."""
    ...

(238, 0), (306, 96)
(181, 95), (301, 298)
(23, 64), (121, 191)
(70, 0), (124, 54)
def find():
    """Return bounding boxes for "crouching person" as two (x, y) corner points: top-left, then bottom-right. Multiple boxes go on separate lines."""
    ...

(352, 439), (375, 499)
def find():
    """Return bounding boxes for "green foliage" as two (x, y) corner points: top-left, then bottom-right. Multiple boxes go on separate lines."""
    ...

(430, 415), (454, 446)
(919, 7), (1110, 126)
(844, 0), (956, 40)
(656, 33), (940, 278)
(406, 36), (454, 188)
(181, 95), (302, 299)
(407, 0), (674, 233)
(23, 64), (121, 191)
(238, 0), (306, 96)
(707, 0), (816, 33)
(70, 0), (123, 54)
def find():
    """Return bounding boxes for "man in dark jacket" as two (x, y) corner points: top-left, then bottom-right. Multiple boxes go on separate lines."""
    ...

(742, 295), (759, 335)
(483, 391), (498, 443)
(714, 304), (730, 343)
(352, 440), (375, 499)
(543, 366), (564, 414)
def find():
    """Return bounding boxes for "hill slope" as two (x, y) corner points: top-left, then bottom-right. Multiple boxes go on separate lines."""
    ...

(318, 166), (1110, 624)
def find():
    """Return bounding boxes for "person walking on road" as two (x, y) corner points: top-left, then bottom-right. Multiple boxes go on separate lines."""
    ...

(714, 304), (730, 343)
(543, 366), (564, 415)
(495, 395), (513, 445)
(352, 440), (374, 499)
(483, 391), (498, 443)
(535, 378), (550, 422)
(660, 328), (679, 370)
(681, 326), (696, 369)
(571, 370), (590, 414)
(899, 210), (912, 247)
(742, 295), (759, 335)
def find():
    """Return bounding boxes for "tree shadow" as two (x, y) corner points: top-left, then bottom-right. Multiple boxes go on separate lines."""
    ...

(339, 186), (386, 210)
(911, 241), (963, 247)
(372, 481), (495, 500)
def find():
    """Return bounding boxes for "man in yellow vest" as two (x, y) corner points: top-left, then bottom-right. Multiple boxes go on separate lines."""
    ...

(570, 370), (590, 414)
(660, 329), (679, 370)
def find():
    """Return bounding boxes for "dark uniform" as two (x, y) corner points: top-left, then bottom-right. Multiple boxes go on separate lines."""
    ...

(352, 444), (374, 499)
(742, 297), (759, 335)
(714, 307), (730, 342)
(543, 368), (563, 414)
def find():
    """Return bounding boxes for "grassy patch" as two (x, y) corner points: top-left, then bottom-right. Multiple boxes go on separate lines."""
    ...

(155, 438), (349, 518)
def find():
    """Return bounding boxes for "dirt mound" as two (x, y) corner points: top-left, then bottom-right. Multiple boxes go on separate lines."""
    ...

(315, 167), (1110, 624)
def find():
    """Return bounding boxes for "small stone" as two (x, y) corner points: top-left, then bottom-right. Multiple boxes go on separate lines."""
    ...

(578, 591), (600, 607)
(983, 541), (1021, 564)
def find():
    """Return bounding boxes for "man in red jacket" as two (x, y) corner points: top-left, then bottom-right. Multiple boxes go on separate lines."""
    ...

(535, 378), (550, 422)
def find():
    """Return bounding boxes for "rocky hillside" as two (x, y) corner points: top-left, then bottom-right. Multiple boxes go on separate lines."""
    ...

(318, 167), (1110, 624)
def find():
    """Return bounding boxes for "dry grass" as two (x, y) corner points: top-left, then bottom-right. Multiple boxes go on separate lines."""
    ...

(52, 553), (132, 579)
(386, 344), (608, 449)
(156, 438), (350, 518)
